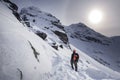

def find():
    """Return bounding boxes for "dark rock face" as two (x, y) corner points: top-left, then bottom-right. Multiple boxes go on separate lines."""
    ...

(3, 0), (21, 21)
(59, 45), (63, 48)
(3, 0), (18, 11)
(28, 41), (40, 62)
(51, 43), (58, 50)
(13, 11), (21, 21)
(85, 36), (102, 44)
(51, 21), (64, 31)
(53, 31), (68, 44)
(52, 45), (58, 50)
(35, 31), (47, 40)
(21, 15), (31, 27)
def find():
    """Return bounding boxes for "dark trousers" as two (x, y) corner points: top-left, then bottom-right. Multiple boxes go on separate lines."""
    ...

(71, 60), (78, 71)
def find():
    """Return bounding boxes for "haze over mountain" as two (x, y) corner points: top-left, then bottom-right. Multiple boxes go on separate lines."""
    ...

(0, 0), (120, 80)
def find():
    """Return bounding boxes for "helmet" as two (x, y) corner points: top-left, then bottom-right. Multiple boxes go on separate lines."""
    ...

(73, 49), (76, 53)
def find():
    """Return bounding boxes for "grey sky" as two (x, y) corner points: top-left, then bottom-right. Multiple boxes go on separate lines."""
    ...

(11, 0), (120, 37)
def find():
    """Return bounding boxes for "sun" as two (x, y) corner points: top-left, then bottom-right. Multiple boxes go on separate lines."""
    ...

(89, 9), (103, 24)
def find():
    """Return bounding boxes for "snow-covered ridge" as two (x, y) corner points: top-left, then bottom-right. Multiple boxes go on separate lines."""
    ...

(65, 23), (111, 45)
(20, 6), (60, 25)
(20, 6), (64, 30)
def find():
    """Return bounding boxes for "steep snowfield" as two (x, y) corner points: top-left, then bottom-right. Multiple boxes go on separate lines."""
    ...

(65, 23), (120, 72)
(0, 1), (120, 80)
(0, 2), (53, 80)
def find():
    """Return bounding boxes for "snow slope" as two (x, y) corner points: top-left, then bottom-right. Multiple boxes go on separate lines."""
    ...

(0, 0), (120, 80)
(65, 23), (120, 72)
(0, 1), (53, 80)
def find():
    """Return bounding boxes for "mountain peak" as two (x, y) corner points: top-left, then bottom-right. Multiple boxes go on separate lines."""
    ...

(75, 22), (87, 27)
(65, 22), (111, 45)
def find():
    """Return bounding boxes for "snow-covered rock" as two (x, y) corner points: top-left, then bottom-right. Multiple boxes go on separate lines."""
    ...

(19, 6), (68, 47)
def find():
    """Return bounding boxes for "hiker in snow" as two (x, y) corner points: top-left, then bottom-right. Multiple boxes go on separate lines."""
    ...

(70, 50), (79, 71)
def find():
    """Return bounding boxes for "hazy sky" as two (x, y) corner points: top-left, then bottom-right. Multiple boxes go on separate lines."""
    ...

(11, 0), (120, 37)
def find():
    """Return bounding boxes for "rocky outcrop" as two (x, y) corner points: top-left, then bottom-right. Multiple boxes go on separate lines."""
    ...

(53, 31), (68, 44)
(35, 31), (47, 40)
(3, 0), (21, 21)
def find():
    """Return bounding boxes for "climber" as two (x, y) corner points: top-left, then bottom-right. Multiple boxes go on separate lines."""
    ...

(70, 50), (79, 71)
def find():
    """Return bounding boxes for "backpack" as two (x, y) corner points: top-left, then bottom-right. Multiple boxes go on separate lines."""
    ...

(73, 54), (78, 61)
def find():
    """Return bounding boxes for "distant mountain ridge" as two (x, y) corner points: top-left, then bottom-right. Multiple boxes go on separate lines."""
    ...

(65, 23), (111, 45)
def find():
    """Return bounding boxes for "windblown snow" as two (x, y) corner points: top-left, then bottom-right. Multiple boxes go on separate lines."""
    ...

(0, 0), (120, 80)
